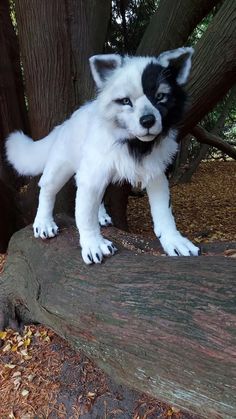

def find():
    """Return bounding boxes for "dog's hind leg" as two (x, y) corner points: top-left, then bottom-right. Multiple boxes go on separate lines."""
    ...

(33, 161), (74, 239)
(98, 202), (112, 226)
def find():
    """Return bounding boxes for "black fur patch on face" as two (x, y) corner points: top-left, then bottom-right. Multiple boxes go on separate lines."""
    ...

(127, 137), (156, 161)
(141, 63), (187, 133)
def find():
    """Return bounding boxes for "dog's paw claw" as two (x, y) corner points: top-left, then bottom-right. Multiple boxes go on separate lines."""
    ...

(108, 245), (113, 254)
(81, 237), (117, 265)
(160, 233), (199, 257)
(33, 219), (59, 240)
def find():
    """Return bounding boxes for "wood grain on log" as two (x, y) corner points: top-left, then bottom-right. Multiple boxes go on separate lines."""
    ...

(0, 215), (235, 418)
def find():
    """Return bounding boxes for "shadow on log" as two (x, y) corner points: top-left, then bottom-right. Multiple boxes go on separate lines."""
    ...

(0, 215), (235, 418)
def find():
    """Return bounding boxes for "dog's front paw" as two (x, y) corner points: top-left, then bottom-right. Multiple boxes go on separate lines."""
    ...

(81, 237), (117, 265)
(160, 232), (200, 256)
(33, 218), (59, 239)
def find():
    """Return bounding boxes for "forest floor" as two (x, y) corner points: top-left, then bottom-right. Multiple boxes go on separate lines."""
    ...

(127, 161), (236, 243)
(0, 161), (235, 419)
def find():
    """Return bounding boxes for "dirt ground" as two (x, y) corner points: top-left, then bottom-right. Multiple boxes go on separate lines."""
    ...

(127, 161), (236, 243)
(0, 327), (198, 419)
(0, 161), (235, 418)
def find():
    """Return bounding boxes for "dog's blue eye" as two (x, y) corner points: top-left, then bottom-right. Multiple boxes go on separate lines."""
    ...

(115, 98), (132, 106)
(122, 98), (132, 106)
(156, 93), (165, 102)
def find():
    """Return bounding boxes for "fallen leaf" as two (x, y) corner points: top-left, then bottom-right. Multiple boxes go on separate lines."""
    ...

(21, 389), (29, 397)
(0, 331), (7, 339)
(5, 364), (16, 369)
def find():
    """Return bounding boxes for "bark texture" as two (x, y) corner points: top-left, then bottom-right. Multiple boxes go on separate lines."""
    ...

(15, 0), (110, 139)
(15, 0), (74, 139)
(137, 0), (221, 55)
(0, 215), (235, 418)
(0, 179), (23, 252)
(67, 0), (111, 104)
(0, 0), (28, 183)
(14, 0), (111, 221)
(183, 0), (236, 134)
(104, 182), (131, 231)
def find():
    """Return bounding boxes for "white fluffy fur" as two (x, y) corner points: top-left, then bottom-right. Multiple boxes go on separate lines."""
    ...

(6, 48), (199, 264)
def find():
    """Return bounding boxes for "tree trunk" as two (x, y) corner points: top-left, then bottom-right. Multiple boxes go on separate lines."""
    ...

(0, 0), (28, 248)
(0, 0), (29, 184)
(0, 179), (23, 253)
(15, 0), (111, 138)
(66, 0), (111, 105)
(14, 0), (111, 222)
(183, 0), (236, 135)
(137, 0), (221, 55)
(0, 215), (235, 418)
(104, 182), (131, 231)
(15, 0), (75, 139)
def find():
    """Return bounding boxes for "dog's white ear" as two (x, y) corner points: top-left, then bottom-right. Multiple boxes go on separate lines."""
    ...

(158, 47), (194, 85)
(89, 54), (123, 88)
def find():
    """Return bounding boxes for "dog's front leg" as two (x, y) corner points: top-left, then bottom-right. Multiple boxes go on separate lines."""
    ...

(146, 174), (199, 256)
(75, 176), (117, 265)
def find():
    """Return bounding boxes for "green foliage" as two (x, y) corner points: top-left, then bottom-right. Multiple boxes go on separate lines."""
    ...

(188, 13), (214, 46)
(105, 0), (159, 54)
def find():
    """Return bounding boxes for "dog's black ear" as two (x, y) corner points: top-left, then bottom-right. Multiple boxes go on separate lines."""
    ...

(158, 47), (194, 85)
(89, 54), (122, 89)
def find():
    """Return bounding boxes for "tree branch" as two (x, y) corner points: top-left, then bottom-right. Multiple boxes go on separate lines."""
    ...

(191, 125), (236, 159)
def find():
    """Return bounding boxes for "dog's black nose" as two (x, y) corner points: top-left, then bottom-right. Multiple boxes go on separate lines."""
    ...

(139, 114), (156, 129)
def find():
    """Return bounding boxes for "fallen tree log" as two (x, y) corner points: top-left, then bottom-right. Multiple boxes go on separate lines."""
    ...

(0, 215), (235, 418)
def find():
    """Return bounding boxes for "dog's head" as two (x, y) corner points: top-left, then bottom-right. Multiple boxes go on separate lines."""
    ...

(89, 48), (193, 143)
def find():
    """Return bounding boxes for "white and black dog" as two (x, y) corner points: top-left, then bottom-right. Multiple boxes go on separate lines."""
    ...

(6, 47), (199, 264)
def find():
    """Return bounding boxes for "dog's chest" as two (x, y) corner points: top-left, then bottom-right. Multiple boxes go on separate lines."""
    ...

(110, 134), (178, 187)
(111, 145), (164, 187)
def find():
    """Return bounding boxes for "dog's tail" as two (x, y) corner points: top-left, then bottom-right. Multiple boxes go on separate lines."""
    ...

(5, 131), (54, 176)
